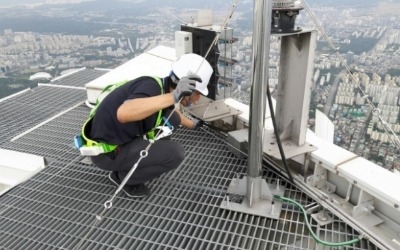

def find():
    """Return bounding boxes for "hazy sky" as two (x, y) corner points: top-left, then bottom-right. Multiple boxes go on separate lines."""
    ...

(0, 0), (380, 5)
(0, 0), (380, 8)
(0, 0), (89, 4)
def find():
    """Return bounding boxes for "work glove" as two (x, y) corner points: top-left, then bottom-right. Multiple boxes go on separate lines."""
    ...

(172, 74), (202, 103)
(192, 117), (204, 130)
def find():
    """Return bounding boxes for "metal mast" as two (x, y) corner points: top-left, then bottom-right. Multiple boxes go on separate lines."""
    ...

(248, 0), (271, 177)
(221, 0), (285, 218)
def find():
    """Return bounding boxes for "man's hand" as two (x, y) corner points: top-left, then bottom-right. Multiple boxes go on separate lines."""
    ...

(192, 117), (203, 130)
(172, 74), (202, 103)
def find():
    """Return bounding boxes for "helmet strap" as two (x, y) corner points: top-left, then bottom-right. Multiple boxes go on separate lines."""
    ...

(169, 72), (179, 86)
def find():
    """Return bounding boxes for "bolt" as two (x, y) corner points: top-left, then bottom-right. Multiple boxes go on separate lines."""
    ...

(395, 204), (399, 208)
(317, 212), (328, 221)
(225, 196), (231, 207)
(271, 201), (275, 215)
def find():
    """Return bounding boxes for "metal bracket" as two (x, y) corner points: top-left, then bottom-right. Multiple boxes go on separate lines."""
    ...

(311, 209), (335, 226)
(274, 30), (317, 146)
(352, 190), (383, 227)
(263, 128), (317, 160)
(221, 176), (285, 219)
(183, 96), (242, 122)
(306, 163), (336, 194)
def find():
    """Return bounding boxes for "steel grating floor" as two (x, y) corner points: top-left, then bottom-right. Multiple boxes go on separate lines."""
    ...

(0, 68), (106, 146)
(0, 70), (380, 250)
(50, 69), (108, 87)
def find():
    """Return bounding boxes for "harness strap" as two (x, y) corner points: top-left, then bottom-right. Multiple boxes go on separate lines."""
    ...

(146, 77), (164, 140)
(78, 76), (164, 155)
(89, 79), (130, 118)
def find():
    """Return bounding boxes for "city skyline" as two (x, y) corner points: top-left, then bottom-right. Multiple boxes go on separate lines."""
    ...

(0, 1), (399, 170)
(0, 2), (399, 249)
(0, 0), (383, 7)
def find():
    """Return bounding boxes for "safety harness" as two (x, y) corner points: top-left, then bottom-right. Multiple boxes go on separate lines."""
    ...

(74, 76), (164, 156)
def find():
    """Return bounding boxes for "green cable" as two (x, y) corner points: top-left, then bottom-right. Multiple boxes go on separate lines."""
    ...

(274, 195), (362, 247)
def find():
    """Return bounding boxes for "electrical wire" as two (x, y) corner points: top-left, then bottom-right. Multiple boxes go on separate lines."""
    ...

(199, 125), (364, 247)
(266, 84), (294, 184)
(274, 195), (362, 247)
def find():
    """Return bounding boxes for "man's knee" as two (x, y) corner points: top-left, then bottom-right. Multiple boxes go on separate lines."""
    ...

(174, 144), (185, 165)
(159, 142), (185, 170)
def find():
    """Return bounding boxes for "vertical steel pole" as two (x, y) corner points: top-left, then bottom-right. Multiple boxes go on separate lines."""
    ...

(222, 0), (287, 215)
(248, 0), (272, 178)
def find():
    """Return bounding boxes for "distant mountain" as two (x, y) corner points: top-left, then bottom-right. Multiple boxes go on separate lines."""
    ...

(56, 0), (227, 16)
(0, 0), (380, 9)
(0, 0), (89, 5)
(306, 0), (378, 7)
(0, 0), (33, 5)
(126, 0), (380, 9)
(0, 0), (221, 8)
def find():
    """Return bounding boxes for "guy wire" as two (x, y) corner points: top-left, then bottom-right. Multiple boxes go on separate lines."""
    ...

(301, 0), (400, 151)
(196, 0), (239, 73)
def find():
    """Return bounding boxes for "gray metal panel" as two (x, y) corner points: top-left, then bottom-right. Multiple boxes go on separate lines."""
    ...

(51, 69), (107, 87)
(275, 30), (317, 145)
(0, 68), (104, 146)
(0, 86), (85, 146)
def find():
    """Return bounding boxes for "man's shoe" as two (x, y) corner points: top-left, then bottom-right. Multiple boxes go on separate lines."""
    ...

(108, 172), (150, 198)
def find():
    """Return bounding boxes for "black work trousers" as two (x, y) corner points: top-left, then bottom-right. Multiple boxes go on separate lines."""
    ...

(91, 137), (185, 185)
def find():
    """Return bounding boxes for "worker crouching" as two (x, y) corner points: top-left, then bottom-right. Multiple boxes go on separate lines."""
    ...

(83, 53), (213, 198)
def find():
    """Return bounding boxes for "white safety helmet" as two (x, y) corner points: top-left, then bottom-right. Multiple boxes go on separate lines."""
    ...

(171, 53), (213, 96)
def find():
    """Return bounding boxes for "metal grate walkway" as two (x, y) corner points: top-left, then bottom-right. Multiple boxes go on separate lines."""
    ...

(50, 68), (107, 87)
(0, 70), (380, 250)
